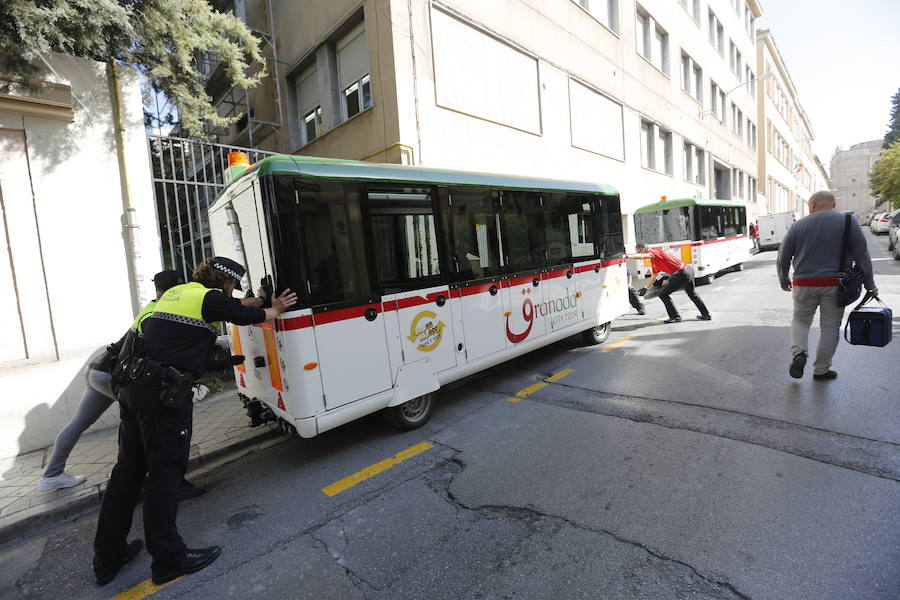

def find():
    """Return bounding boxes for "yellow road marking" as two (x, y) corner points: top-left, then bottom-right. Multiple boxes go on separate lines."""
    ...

(112, 576), (184, 600)
(506, 382), (548, 402)
(545, 369), (575, 382)
(322, 442), (433, 497)
(713, 286), (725, 291)
(600, 334), (638, 353)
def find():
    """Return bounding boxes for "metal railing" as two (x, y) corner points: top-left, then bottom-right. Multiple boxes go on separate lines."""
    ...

(147, 134), (275, 278)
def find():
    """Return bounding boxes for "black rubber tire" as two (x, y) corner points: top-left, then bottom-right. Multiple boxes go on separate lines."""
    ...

(581, 322), (611, 345)
(384, 393), (435, 430)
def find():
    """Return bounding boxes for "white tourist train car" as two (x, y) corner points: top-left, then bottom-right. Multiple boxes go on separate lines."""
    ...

(632, 198), (751, 284)
(208, 155), (629, 435)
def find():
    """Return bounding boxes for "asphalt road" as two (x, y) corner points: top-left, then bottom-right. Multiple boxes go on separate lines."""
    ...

(3, 230), (899, 600)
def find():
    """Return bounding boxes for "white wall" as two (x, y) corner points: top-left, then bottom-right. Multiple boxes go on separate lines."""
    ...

(0, 54), (160, 460)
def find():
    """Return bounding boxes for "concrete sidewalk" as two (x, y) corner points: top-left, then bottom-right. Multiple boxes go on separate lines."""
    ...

(0, 390), (285, 545)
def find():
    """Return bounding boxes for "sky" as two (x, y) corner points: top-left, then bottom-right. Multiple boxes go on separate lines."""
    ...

(756, 0), (900, 169)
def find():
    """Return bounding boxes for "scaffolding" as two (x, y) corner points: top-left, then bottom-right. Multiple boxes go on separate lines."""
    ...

(197, 0), (284, 149)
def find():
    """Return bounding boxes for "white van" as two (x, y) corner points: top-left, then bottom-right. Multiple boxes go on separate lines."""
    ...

(757, 212), (797, 251)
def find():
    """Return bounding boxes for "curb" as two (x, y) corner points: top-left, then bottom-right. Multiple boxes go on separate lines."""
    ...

(0, 424), (286, 547)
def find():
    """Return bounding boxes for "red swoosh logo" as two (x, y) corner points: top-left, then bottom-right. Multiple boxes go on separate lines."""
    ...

(506, 298), (534, 344)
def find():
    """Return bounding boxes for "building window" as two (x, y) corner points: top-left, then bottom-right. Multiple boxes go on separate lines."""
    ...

(681, 51), (702, 102)
(343, 75), (372, 119)
(337, 23), (373, 121)
(744, 4), (756, 38)
(748, 176), (757, 202)
(303, 106), (323, 144)
(746, 119), (757, 149)
(641, 120), (672, 175)
(678, 0), (701, 22)
(731, 103), (743, 136)
(745, 67), (756, 96)
(683, 140), (706, 185)
(295, 65), (321, 146)
(641, 120), (654, 169)
(636, 6), (669, 74)
(574, 0), (619, 32)
(729, 41), (742, 77)
(708, 9), (724, 55)
(711, 81), (726, 123)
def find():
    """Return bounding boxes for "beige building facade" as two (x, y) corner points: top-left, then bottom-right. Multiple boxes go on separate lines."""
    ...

(210, 0), (766, 239)
(756, 29), (828, 218)
(829, 140), (884, 220)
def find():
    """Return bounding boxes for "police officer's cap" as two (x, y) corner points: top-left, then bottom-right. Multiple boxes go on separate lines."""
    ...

(211, 256), (246, 290)
(152, 269), (183, 292)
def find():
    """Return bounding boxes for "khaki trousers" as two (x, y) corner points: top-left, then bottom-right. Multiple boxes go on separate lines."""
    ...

(790, 286), (845, 376)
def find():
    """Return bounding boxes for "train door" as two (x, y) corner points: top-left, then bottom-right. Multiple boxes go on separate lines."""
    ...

(366, 185), (457, 374)
(541, 193), (582, 332)
(209, 178), (284, 409)
(295, 180), (393, 410)
(442, 187), (507, 362)
(499, 191), (547, 346)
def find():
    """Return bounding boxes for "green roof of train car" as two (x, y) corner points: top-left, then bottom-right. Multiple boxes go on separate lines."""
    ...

(228, 154), (619, 195)
(633, 198), (747, 214)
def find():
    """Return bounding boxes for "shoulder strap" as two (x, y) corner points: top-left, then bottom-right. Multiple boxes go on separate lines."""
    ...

(838, 213), (852, 275)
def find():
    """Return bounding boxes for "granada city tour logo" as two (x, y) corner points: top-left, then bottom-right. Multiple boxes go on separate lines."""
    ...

(408, 310), (445, 352)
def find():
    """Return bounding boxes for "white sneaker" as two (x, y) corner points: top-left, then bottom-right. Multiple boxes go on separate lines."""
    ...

(39, 472), (86, 491)
(192, 384), (210, 402)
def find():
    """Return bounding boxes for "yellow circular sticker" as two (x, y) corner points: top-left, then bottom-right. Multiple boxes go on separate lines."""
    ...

(407, 310), (445, 352)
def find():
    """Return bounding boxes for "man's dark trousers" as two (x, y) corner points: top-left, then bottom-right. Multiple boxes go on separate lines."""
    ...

(94, 381), (191, 574)
(657, 265), (710, 319)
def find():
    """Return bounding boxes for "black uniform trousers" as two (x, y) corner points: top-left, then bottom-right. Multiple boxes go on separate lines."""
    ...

(657, 265), (710, 319)
(94, 379), (192, 574)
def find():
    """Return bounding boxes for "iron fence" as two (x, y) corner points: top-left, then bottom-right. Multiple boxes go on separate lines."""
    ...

(147, 134), (275, 279)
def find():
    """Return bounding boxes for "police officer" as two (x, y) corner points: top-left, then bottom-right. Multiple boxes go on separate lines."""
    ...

(93, 257), (297, 586)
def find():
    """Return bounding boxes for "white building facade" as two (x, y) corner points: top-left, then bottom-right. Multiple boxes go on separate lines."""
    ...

(0, 54), (160, 458)
(217, 0), (764, 239)
(756, 29), (829, 218)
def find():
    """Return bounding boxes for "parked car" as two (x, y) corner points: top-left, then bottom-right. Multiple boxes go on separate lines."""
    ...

(872, 211), (894, 235)
(888, 210), (900, 252)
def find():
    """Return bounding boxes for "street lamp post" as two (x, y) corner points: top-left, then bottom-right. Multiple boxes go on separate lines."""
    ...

(698, 71), (773, 121)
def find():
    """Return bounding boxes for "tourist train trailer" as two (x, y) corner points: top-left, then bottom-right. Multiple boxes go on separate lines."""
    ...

(632, 198), (751, 284)
(207, 155), (629, 435)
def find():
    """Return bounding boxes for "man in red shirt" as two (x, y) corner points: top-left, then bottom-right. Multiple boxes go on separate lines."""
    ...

(628, 242), (711, 323)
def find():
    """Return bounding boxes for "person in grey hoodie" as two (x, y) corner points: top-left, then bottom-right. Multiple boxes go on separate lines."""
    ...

(776, 191), (878, 380)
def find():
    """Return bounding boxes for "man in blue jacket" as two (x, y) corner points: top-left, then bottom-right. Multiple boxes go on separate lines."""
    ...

(777, 191), (878, 380)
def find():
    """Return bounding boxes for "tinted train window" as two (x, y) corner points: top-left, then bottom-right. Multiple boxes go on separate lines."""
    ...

(663, 207), (692, 242)
(442, 188), (501, 281)
(601, 195), (624, 256)
(367, 186), (442, 292)
(699, 206), (723, 240)
(296, 180), (374, 306)
(501, 191), (545, 272)
(562, 195), (597, 260)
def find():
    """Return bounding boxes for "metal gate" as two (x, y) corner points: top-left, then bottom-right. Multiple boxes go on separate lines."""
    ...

(147, 134), (275, 278)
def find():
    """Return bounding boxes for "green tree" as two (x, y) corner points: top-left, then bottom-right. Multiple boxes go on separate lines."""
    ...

(885, 88), (900, 149)
(871, 141), (900, 210)
(0, 0), (263, 136)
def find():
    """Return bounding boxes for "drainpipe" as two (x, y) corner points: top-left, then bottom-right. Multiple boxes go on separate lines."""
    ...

(408, 0), (423, 165)
(108, 58), (145, 315)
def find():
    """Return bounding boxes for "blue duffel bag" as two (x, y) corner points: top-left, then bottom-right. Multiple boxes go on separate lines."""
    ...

(844, 294), (892, 347)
